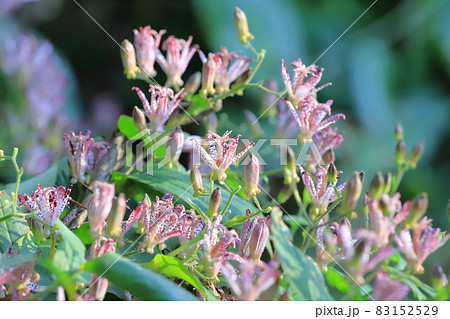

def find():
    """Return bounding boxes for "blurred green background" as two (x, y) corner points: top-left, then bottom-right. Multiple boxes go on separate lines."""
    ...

(1, 0), (449, 272)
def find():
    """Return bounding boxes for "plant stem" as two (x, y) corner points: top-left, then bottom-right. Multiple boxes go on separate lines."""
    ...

(292, 181), (313, 227)
(390, 165), (406, 196)
(220, 186), (241, 216)
(168, 229), (205, 257)
(10, 148), (23, 215)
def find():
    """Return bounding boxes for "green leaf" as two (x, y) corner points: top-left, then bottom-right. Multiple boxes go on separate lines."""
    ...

(72, 223), (94, 245)
(83, 252), (198, 301)
(271, 209), (332, 301)
(53, 219), (87, 272)
(144, 254), (216, 300)
(188, 94), (211, 116)
(0, 191), (30, 253)
(112, 168), (257, 222)
(325, 268), (349, 293)
(118, 115), (140, 139)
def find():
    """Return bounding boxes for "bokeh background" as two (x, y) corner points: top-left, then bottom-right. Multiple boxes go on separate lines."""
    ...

(1, 0), (449, 275)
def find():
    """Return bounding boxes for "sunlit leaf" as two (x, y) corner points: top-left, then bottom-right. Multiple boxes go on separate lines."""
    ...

(83, 252), (198, 301)
(271, 208), (332, 301)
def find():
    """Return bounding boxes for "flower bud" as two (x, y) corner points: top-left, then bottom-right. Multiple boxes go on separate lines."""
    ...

(369, 171), (385, 199)
(395, 140), (406, 165)
(201, 54), (217, 95)
(322, 149), (335, 165)
(405, 193), (428, 228)
(283, 146), (299, 184)
(432, 265), (448, 288)
(248, 217), (271, 260)
(190, 167), (206, 197)
(234, 7), (254, 43)
(105, 193), (126, 238)
(341, 172), (362, 212)
(203, 112), (218, 133)
(165, 127), (184, 168)
(244, 155), (261, 197)
(121, 39), (140, 79)
(88, 237), (116, 301)
(132, 106), (147, 132)
(383, 172), (392, 194)
(88, 181), (115, 236)
(244, 110), (263, 139)
(185, 72), (201, 94)
(407, 139), (424, 169)
(395, 122), (404, 141)
(207, 187), (221, 217)
(327, 163), (338, 183)
(277, 184), (292, 204)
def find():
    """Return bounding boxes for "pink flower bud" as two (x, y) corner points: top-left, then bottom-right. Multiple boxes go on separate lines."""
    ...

(184, 71), (201, 94)
(165, 127), (184, 168)
(369, 171), (385, 199)
(201, 54), (217, 95)
(88, 237), (116, 301)
(121, 39), (140, 79)
(132, 106), (147, 132)
(341, 172), (363, 212)
(244, 155), (260, 197)
(88, 181), (115, 236)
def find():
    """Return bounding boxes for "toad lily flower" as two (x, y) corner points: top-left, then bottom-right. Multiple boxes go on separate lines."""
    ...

(193, 131), (254, 182)
(221, 259), (279, 301)
(395, 217), (450, 274)
(281, 59), (331, 108)
(313, 126), (344, 158)
(119, 194), (187, 254)
(156, 35), (198, 88)
(133, 85), (186, 132)
(213, 47), (253, 94)
(178, 212), (205, 259)
(202, 215), (243, 278)
(355, 193), (411, 247)
(371, 270), (410, 301)
(18, 184), (72, 231)
(286, 96), (345, 142)
(63, 131), (95, 183)
(299, 165), (346, 216)
(133, 26), (166, 77)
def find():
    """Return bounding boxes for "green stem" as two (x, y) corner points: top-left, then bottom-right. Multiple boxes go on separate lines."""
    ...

(390, 165), (406, 196)
(10, 148), (23, 215)
(219, 186), (241, 217)
(168, 229), (205, 257)
(252, 195), (262, 211)
(49, 232), (56, 260)
(292, 181), (313, 227)
(187, 198), (208, 221)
